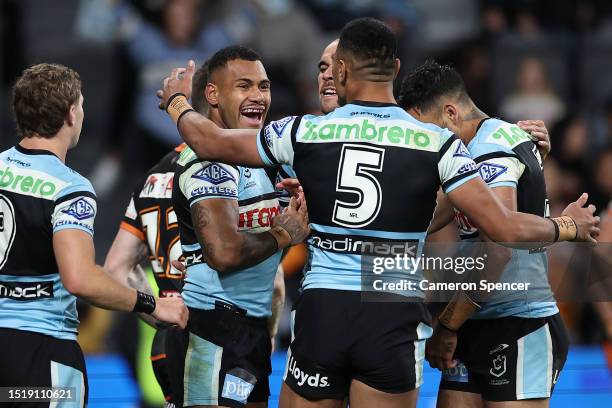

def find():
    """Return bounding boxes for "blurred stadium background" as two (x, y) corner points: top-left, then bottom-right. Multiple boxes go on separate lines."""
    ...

(1, 0), (611, 406)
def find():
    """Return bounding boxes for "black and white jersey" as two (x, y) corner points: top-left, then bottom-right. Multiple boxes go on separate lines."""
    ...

(0, 145), (97, 340)
(255, 101), (479, 295)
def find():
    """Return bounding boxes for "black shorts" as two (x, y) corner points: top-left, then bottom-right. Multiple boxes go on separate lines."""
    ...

(181, 306), (272, 408)
(439, 313), (569, 401)
(284, 289), (433, 400)
(151, 326), (189, 407)
(0, 328), (88, 408)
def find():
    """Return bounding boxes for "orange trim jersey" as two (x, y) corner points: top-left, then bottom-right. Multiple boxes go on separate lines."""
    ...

(121, 146), (186, 296)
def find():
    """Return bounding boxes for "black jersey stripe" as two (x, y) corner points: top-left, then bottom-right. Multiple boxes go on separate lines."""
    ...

(258, 128), (279, 165)
(238, 192), (278, 207)
(441, 168), (478, 191)
(54, 190), (97, 205)
(438, 135), (457, 161)
(290, 116), (303, 149)
(474, 152), (518, 163)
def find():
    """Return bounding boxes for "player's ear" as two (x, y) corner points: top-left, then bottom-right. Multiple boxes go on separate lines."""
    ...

(444, 104), (459, 125)
(337, 59), (347, 86)
(66, 104), (77, 127)
(205, 82), (218, 107)
(393, 58), (401, 79)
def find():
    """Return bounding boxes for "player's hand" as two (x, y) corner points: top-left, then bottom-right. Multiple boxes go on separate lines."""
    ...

(157, 60), (196, 110)
(425, 324), (458, 371)
(152, 296), (189, 329)
(276, 178), (303, 197)
(272, 192), (310, 245)
(518, 120), (550, 160)
(562, 193), (600, 243)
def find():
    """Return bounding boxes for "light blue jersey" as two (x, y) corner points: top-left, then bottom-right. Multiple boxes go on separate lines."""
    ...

(173, 147), (282, 317)
(0, 145), (97, 340)
(455, 118), (558, 319)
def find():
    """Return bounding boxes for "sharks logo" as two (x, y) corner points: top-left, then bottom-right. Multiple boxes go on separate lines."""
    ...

(192, 164), (235, 185)
(271, 116), (295, 137)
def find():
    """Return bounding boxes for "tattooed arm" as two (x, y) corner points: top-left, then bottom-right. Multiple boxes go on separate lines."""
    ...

(191, 194), (310, 273)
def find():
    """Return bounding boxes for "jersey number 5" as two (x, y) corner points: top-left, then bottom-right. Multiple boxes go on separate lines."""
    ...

(333, 144), (385, 228)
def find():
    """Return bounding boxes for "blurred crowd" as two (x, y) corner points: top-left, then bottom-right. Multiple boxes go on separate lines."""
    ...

(1, 0), (612, 403)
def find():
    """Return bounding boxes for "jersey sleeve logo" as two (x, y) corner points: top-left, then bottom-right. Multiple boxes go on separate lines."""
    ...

(479, 163), (508, 183)
(271, 116), (294, 137)
(62, 198), (95, 220)
(143, 175), (158, 194)
(192, 164), (236, 185)
(453, 141), (471, 158)
(457, 162), (477, 175)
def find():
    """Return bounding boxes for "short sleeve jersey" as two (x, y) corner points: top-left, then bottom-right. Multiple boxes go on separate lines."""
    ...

(0, 145), (97, 340)
(255, 101), (479, 296)
(172, 147), (282, 317)
(454, 118), (557, 319)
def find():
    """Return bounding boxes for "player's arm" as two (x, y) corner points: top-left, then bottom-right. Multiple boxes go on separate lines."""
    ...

(427, 188), (455, 234)
(447, 177), (599, 244)
(191, 194), (309, 272)
(104, 228), (150, 291)
(269, 265), (286, 352)
(103, 228), (163, 328)
(54, 230), (186, 328)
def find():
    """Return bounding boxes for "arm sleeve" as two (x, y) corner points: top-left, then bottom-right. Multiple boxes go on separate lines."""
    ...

(256, 116), (299, 166)
(478, 156), (524, 189)
(438, 136), (480, 193)
(120, 194), (145, 240)
(52, 190), (97, 236)
(178, 161), (240, 207)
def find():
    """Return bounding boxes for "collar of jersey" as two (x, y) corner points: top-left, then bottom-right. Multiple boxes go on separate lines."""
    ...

(349, 100), (400, 108)
(15, 144), (60, 159)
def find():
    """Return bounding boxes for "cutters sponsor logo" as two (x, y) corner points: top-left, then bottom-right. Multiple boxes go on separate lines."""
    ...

(0, 281), (54, 300)
(490, 354), (507, 378)
(457, 162), (477, 175)
(310, 235), (418, 256)
(489, 343), (509, 355)
(454, 142), (471, 158)
(301, 118), (438, 151)
(479, 163), (507, 183)
(221, 374), (255, 404)
(271, 116), (295, 137)
(63, 198), (95, 220)
(192, 164), (235, 185)
(190, 186), (237, 198)
(238, 205), (281, 229)
(287, 355), (330, 388)
(0, 166), (61, 197)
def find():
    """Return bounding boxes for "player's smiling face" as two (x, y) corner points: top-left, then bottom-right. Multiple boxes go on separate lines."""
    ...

(214, 59), (270, 130)
(318, 40), (339, 114)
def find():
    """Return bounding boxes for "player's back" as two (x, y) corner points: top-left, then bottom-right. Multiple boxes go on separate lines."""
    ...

(0, 145), (96, 340)
(258, 101), (479, 296)
(121, 145), (185, 296)
(458, 118), (557, 318)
